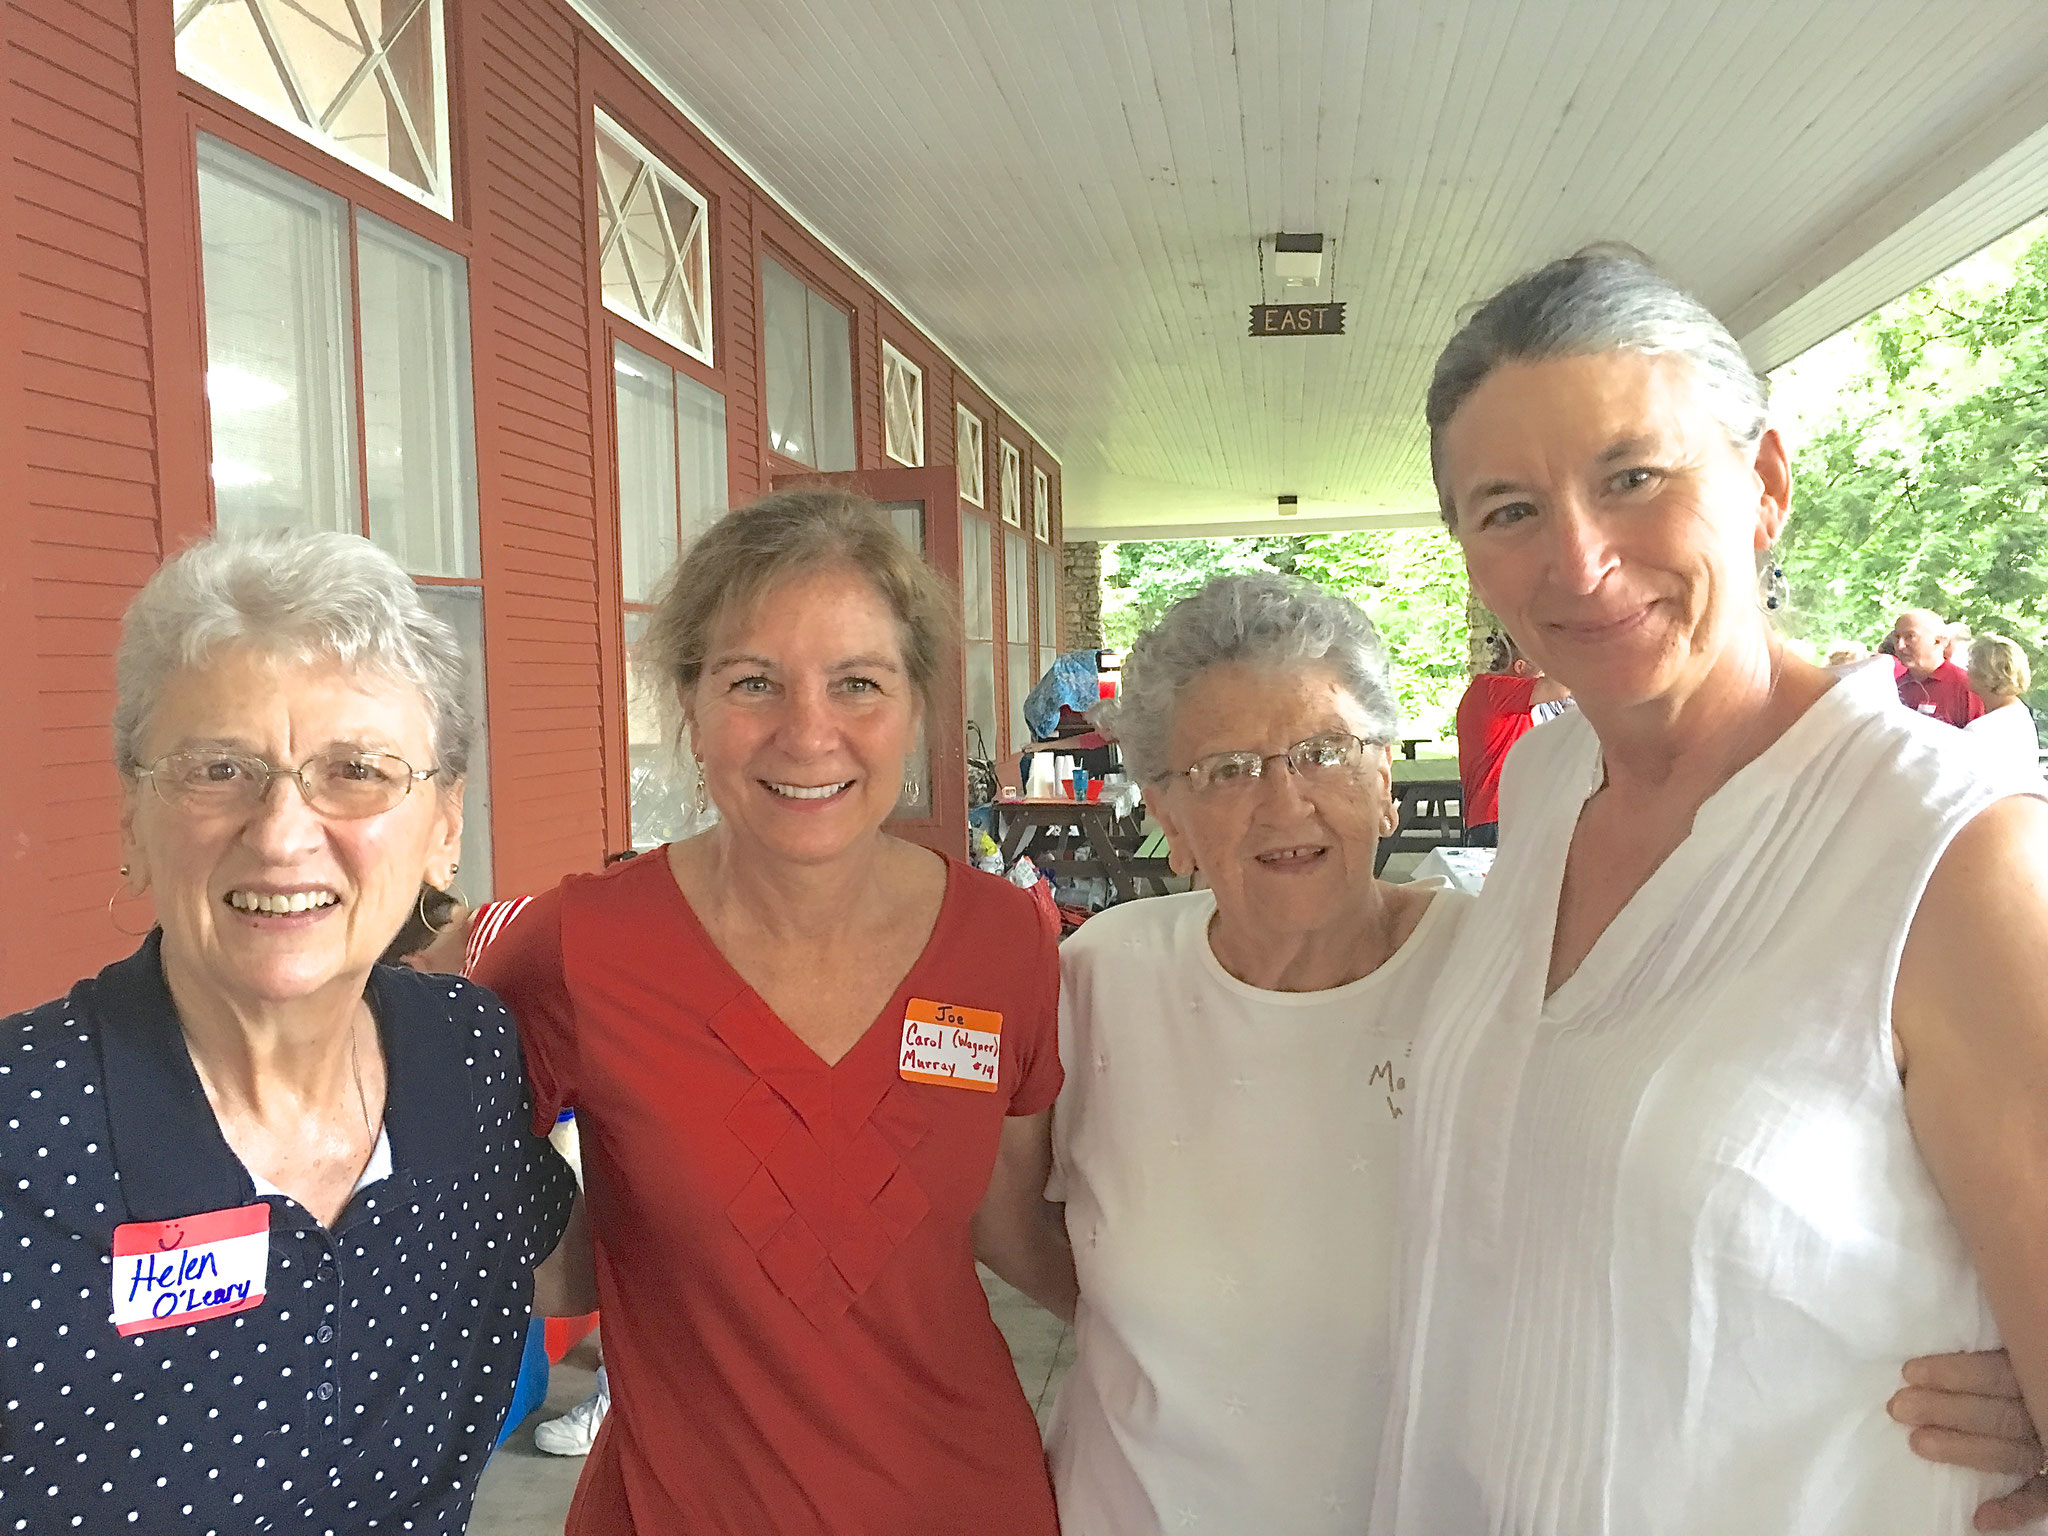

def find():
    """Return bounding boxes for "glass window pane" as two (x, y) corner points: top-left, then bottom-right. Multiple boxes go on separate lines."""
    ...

(961, 516), (993, 641)
(358, 212), (476, 577)
(1034, 467), (1051, 542)
(1037, 552), (1057, 650)
(197, 136), (357, 537)
(417, 584), (492, 900)
(676, 372), (727, 545)
(964, 640), (997, 764)
(175, 0), (448, 209)
(762, 257), (813, 465)
(614, 341), (678, 606)
(807, 289), (855, 472)
(1009, 643), (1036, 752)
(1004, 532), (1031, 644)
(880, 499), (923, 556)
(625, 611), (691, 848)
(1040, 646), (1057, 685)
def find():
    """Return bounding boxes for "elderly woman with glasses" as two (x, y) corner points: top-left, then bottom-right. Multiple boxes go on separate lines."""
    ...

(1372, 250), (2048, 1536)
(0, 531), (577, 1534)
(1041, 572), (1469, 1534)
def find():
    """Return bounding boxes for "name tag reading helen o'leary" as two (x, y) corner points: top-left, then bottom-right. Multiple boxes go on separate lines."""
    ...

(899, 998), (1003, 1092)
(111, 1202), (270, 1336)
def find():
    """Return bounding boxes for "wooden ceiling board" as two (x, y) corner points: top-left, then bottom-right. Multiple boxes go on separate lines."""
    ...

(568, 0), (2048, 535)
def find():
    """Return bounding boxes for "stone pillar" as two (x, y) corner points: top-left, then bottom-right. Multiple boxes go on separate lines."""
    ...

(1062, 540), (1104, 650)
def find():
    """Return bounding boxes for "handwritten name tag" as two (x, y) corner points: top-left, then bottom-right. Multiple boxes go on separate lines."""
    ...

(899, 998), (1003, 1093)
(110, 1203), (270, 1337)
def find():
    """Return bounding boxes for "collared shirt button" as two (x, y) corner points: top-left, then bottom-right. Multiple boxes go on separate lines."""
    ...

(316, 1382), (335, 1402)
(316, 1325), (333, 1344)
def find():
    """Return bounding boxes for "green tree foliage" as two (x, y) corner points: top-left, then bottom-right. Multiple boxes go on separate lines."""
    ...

(1777, 222), (2048, 712)
(1101, 528), (1471, 740)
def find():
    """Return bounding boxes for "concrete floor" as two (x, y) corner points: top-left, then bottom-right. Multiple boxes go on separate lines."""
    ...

(466, 1270), (1074, 1536)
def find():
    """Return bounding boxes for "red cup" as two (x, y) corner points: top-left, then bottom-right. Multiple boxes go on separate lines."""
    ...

(1061, 782), (1078, 799)
(1085, 781), (1103, 802)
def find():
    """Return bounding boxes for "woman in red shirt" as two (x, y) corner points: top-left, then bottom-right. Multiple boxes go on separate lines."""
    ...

(476, 491), (1073, 1535)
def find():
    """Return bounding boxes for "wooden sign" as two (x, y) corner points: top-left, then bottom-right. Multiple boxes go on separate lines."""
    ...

(1249, 302), (1345, 336)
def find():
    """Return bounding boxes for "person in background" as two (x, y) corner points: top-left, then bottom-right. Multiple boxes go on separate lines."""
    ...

(1454, 631), (1570, 846)
(1375, 246), (2048, 1536)
(0, 531), (578, 1532)
(1891, 608), (1986, 726)
(474, 491), (1070, 1536)
(1965, 634), (2041, 781)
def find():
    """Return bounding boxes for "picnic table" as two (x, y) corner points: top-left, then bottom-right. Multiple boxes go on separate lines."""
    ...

(1380, 758), (1465, 873)
(992, 786), (1168, 904)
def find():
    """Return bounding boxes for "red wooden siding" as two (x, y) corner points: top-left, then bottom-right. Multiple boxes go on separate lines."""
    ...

(469, 0), (609, 896)
(5, 0), (164, 1005)
(0, 0), (1061, 1014)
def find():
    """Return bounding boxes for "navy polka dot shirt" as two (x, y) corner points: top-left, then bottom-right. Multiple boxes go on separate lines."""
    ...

(0, 933), (576, 1533)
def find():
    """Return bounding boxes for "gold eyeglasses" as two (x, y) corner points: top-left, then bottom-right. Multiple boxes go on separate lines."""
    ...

(1163, 731), (1378, 793)
(132, 750), (443, 820)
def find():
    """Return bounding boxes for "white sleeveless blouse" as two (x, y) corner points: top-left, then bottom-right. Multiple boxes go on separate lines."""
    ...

(1373, 660), (2042, 1536)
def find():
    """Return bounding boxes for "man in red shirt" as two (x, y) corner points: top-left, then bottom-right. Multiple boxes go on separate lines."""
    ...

(1455, 635), (1570, 847)
(1890, 609), (1985, 727)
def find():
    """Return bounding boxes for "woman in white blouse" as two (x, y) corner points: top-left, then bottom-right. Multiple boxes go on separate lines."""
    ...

(1965, 634), (2041, 779)
(1034, 573), (2035, 1536)
(1373, 249), (2048, 1536)
(1046, 572), (1466, 1535)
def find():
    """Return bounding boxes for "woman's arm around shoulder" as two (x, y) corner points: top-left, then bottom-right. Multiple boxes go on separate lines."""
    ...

(1895, 793), (2048, 1519)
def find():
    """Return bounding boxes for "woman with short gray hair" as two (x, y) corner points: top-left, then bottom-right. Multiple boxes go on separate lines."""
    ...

(1374, 248), (2048, 1535)
(0, 530), (578, 1533)
(1042, 571), (1470, 1535)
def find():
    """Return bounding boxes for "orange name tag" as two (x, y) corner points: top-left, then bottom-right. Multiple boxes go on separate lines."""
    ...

(899, 998), (1003, 1092)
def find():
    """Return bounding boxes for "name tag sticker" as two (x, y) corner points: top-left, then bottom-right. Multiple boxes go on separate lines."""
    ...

(110, 1202), (270, 1336)
(899, 998), (1003, 1092)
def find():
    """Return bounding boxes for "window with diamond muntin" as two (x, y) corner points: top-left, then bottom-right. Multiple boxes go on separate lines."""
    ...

(594, 110), (715, 366)
(174, 0), (451, 212)
(882, 342), (924, 466)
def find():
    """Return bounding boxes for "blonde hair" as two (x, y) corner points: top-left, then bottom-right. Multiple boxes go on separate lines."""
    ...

(1968, 633), (2031, 701)
(639, 488), (957, 734)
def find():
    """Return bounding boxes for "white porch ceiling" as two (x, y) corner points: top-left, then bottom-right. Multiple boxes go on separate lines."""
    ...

(571, 0), (2048, 540)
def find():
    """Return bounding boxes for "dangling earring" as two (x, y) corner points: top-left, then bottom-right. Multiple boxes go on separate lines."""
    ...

(107, 864), (153, 938)
(1758, 556), (1789, 613)
(692, 760), (708, 818)
(900, 769), (922, 805)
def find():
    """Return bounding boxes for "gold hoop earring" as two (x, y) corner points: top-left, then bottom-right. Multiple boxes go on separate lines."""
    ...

(419, 883), (470, 933)
(107, 864), (154, 938)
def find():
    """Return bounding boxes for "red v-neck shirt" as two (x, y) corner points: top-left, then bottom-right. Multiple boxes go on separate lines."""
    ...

(475, 852), (1063, 1536)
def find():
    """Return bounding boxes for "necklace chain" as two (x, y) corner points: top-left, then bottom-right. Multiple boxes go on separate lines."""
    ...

(348, 1015), (375, 1142)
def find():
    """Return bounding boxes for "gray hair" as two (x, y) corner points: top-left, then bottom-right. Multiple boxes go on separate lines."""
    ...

(113, 531), (472, 779)
(1426, 247), (1769, 526)
(1098, 573), (1399, 782)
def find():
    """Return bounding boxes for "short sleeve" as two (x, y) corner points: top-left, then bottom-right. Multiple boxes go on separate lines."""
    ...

(1005, 896), (1064, 1119)
(470, 884), (579, 1137)
(472, 997), (577, 1270)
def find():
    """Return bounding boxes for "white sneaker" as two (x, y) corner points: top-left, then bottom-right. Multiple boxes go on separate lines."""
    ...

(532, 1369), (609, 1456)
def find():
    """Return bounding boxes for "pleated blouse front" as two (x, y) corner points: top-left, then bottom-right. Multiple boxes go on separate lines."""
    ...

(1374, 664), (2037, 1536)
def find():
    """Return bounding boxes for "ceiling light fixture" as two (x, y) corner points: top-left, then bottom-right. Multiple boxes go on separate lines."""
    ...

(1273, 233), (1324, 288)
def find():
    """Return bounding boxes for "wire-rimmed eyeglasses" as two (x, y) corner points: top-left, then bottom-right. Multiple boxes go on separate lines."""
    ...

(1161, 731), (1378, 793)
(131, 749), (443, 820)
